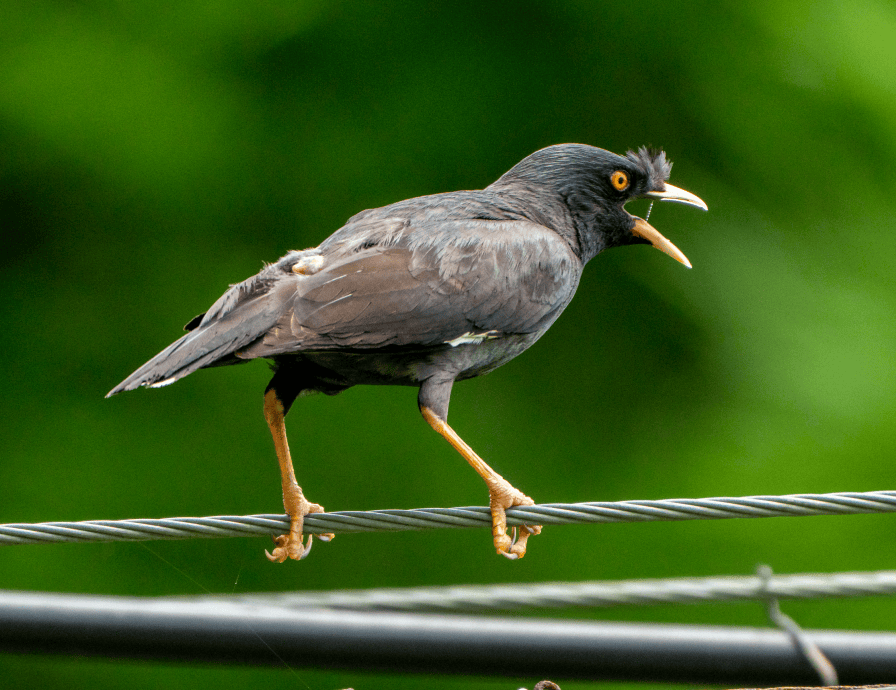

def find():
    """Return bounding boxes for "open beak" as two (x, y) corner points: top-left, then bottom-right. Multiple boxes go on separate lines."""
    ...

(632, 217), (692, 268)
(631, 183), (707, 269)
(646, 183), (708, 211)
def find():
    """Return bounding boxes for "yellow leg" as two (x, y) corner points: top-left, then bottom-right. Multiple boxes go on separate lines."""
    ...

(420, 404), (541, 559)
(263, 388), (332, 562)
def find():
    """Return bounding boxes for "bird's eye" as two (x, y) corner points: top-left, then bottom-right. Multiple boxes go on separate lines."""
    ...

(610, 171), (629, 191)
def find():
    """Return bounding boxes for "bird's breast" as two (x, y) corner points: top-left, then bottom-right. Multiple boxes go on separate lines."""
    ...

(289, 331), (544, 391)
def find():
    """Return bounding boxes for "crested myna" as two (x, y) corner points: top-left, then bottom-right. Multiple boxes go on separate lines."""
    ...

(108, 144), (707, 561)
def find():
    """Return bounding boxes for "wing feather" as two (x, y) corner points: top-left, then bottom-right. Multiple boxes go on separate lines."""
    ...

(110, 207), (583, 392)
(238, 219), (580, 358)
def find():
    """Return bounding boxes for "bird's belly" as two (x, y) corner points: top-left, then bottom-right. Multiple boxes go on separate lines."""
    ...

(293, 332), (542, 390)
(450, 332), (543, 381)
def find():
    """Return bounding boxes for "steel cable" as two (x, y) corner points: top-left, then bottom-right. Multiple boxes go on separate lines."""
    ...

(1, 490), (894, 547)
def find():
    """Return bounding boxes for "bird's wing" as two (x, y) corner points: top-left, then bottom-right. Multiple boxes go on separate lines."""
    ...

(238, 219), (581, 357)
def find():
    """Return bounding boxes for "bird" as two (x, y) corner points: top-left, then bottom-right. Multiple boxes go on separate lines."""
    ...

(107, 144), (707, 562)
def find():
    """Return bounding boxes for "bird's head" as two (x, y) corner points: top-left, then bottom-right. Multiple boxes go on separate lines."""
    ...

(492, 144), (707, 265)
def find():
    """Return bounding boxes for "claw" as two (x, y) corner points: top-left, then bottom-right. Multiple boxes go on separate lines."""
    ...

(266, 533), (306, 562)
(488, 481), (542, 559)
(266, 495), (332, 563)
(266, 530), (320, 562)
(299, 535), (313, 559)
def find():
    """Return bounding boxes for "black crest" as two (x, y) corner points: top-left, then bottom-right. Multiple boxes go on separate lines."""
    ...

(626, 147), (672, 190)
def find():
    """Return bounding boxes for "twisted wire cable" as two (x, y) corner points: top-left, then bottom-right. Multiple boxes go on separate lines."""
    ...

(1, 490), (894, 547)
(208, 569), (896, 612)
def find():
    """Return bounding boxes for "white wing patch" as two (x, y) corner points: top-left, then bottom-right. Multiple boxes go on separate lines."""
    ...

(149, 377), (178, 389)
(445, 330), (501, 347)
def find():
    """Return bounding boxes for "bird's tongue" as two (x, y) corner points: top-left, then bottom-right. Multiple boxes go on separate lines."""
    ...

(631, 217), (692, 268)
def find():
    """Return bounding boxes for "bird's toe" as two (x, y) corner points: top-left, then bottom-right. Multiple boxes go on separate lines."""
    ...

(494, 531), (515, 555)
(524, 524), (542, 537)
(266, 532), (308, 562)
(265, 548), (285, 562)
(267, 495), (333, 562)
(265, 535), (291, 563)
(488, 482), (541, 559)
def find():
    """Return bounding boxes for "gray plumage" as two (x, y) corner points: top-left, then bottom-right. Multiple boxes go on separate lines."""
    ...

(108, 144), (685, 411)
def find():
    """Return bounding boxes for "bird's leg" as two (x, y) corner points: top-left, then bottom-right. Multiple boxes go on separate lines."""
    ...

(262, 387), (332, 562)
(419, 404), (541, 559)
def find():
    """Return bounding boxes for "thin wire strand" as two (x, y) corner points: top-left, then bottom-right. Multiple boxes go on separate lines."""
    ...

(204, 569), (896, 612)
(757, 565), (839, 686)
(1, 490), (894, 547)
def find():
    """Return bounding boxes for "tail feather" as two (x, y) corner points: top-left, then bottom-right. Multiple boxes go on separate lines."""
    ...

(106, 292), (286, 397)
(106, 330), (239, 397)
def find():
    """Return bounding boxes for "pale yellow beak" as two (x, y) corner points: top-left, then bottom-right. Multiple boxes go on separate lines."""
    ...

(632, 217), (693, 269)
(646, 183), (708, 211)
(631, 183), (707, 268)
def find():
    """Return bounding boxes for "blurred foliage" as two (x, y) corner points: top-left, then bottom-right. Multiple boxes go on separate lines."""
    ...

(2, 1), (896, 689)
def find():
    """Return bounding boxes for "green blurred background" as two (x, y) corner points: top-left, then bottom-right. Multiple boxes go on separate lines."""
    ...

(2, 1), (896, 688)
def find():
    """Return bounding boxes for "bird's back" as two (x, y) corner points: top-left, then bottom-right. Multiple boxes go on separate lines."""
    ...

(108, 187), (582, 396)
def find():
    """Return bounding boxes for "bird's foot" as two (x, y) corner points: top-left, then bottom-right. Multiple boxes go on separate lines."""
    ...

(265, 497), (334, 563)
(488, 479), (541, 559)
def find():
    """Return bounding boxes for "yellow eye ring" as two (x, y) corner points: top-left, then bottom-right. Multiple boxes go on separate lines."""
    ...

(610, 170), (629, 191)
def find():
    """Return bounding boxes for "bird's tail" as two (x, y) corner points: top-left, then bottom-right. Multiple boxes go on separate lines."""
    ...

(105, 326), (240, 397)
(106, 279), (286, 397)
